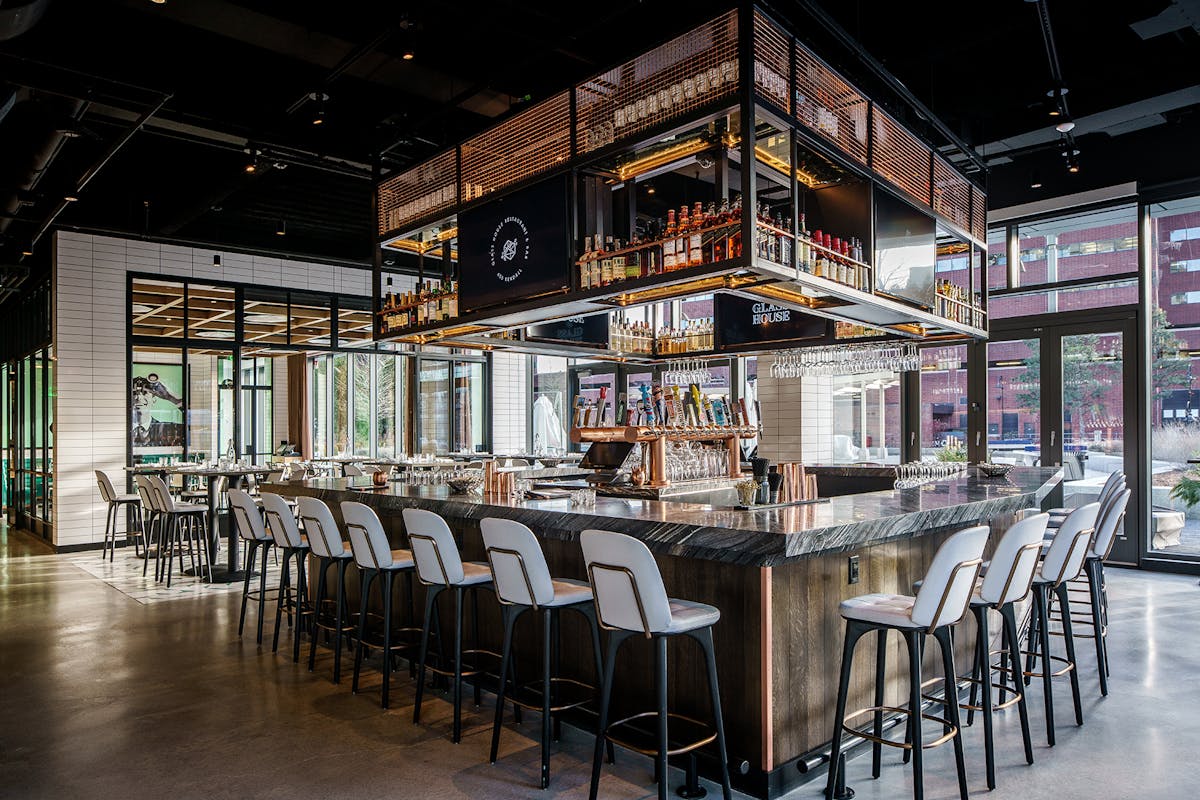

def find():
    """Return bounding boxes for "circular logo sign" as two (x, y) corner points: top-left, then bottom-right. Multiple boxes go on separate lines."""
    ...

(489, 215), (531, 283)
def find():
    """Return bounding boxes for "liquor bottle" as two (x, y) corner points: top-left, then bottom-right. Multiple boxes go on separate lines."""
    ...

(663, 211), (677, 271)
(689, 201), (704, 266)
(728, 196), (742, 258)
(579, 235), (593, 290)
(677, 205), (691, 269)
(448, 280), (458, 317)
(713, 198), (730, 261)
(600, 235), (614, 286)
(797, 213), (810, 272)
(812, 229), (825, 277)
(626, 236), (641, 280)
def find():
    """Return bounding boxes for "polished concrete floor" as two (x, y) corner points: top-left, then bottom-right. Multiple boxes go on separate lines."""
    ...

(1, 522), (1197, 800)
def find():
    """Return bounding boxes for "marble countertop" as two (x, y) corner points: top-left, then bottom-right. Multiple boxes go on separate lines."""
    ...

(268, 466), (1061, 567)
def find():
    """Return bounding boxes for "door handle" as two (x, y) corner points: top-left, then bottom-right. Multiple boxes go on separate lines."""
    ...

(975, 431), (981, 447)
(910, 432), (916, 447)
(1050, 430), (1057, 447)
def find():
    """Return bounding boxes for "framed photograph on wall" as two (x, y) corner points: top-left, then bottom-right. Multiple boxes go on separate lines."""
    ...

(131, 363), (185, 457)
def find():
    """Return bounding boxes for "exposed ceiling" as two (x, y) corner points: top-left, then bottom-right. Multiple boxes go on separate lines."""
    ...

(1, 0), (1197, 300)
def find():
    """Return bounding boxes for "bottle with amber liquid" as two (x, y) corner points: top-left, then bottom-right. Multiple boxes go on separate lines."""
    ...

(727, 196), (743, 258)
(676, 205), (691, 270)
(663, 211), (677, 271)
(689, 201), (704, 266)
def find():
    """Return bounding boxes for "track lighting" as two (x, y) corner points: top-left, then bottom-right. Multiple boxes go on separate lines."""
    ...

(244, 147), (261, 173)
(309, 92), (329, 125)
(1030, 170), (1043, 189)
(64, 194), (78, 202)
(276, 219), (287, 236)
(213, 254), (221, 267)
(22, 248), (33, 256)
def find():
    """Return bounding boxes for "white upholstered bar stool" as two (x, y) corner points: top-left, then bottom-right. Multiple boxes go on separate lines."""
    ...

(342, 501), (420, 709)
(146, 474), (210, 586)
(96, 471), (143, 561)
(1080, 488), (1129, 696)
(342, 463), (364, 477)
(581, 529), (732, 800)
(133, 477), (161, 577)
(261, 492), (312, 662)
(229, 488), (275, 644)
(1023, 502), (1099, 746)
(1042, 471), (1123, 530)
(481, 517), (606, 789)
(297, 496), (356, 683)
(825, 525), (988, 800)
(962, 512), (1048, 790)
(405, 507), (494, 744)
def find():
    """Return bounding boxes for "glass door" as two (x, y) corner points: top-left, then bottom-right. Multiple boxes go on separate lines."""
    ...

(989, 318), (1138, 564)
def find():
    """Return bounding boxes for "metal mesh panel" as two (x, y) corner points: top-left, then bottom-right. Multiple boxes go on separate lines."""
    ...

(378, 149), (457, 236)
(575, 10), (739, 155)
(972, 185), (987, 241)
(754, 11), (790, 113)
(872, 109), (931, 206)
(460, 91), (571, 200)
(793, 41), (868, 165)
(932, 154), (971, 232)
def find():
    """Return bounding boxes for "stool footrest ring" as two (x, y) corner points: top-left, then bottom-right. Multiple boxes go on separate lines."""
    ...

(509, 677), (596, 714)
(605, 712), (717, 757)
(1020, 650), (1075, 679)
(841, 706), (959, 751)
(422, 647), (502, 680)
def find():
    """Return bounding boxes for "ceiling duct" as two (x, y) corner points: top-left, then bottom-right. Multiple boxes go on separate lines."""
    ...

(0, 0), (50, 41)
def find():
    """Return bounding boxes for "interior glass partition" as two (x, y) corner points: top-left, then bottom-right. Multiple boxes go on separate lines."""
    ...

(418, 359), (450, 454)
(920, 344), (968, 457)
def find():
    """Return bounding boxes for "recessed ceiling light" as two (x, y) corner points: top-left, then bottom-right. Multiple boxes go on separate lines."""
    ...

(402, 50), (415, 60)
(276, 219), (287, 236)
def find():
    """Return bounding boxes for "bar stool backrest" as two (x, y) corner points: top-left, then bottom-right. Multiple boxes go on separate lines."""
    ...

(980, 513), (1048, 606)
(481, 517), (553, 607)
(135, 475), (161, 514)
(1091, 488), (1130, 560)
(343, 463), (364, 477)
(296, 497), (347, 559)
(96, 471), (118, 504)
(911, 525), (989, 629)
(403, 508), (464, 586)
(1096, 470), (1125, 508)
(228, 488), (271, 542)
(1041, 502), (1100, 586)
(261, 492), (303, 548)
(341, 501), (395, 570)
(581, 529), (671, 636)
(145, 474), (178, 514)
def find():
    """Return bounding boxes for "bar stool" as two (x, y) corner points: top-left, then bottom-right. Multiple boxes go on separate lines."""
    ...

(297, 496), (355, 683)
(96, 471), (144, 561)
(961, 512), (1048, 790)
(133, 476), (162, 577)
(343, 463), (364, 477)
(1024, 502), (1098, 747)
(1080, 488), (1129, 696)
(581, 529), (732, 800)
(146, 474), (211, 586)
(481, 517), (606, 789)
(825, 525), (988, 800)
(405, 507), (495, 744)
(1044, 471), (1123, 529)
(261, 492), (312, 662)
(229, 488), (275, 644)
(342, 501), (421, 709)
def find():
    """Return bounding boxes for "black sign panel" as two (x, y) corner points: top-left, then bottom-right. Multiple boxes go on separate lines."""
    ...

(715, 294), (827, 348)
(874, 189), (937, 309)
(458, 176), (571, 313)
(527, 314), (609, 346)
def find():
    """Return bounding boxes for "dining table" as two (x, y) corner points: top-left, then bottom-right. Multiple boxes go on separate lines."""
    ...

(125, 463), (279, 583)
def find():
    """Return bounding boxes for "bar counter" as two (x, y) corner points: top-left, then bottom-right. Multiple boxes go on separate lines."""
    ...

(270, 466), (1061, 798)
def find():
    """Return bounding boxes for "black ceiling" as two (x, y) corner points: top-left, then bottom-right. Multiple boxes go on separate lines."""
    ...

(1, 0), (1198, 295)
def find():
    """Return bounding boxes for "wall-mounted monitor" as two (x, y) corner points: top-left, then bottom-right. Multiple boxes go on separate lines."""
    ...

(874, 189), (936, 309)
(458, 175), (571, 313)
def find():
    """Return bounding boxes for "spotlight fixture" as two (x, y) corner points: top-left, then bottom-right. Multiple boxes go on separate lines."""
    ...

(645, 183), (656, 195)
(150, 0), (166, 5)
(1030, 170), (1043, 189)
(402, 49), (415, 60)
(244, 148), (261, 173)
(276, 219), (287, 236)
(213, 254), (221, 267)
(308, 92), (329, 125)
(63, 194), (78, 202)
(1055, 119), (1076, 133)
(22, 248), (33, 256)
(1065, 150), (1080, 173)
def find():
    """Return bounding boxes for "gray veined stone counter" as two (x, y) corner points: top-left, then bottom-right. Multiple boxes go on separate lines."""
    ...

(269, 466), (1060, 568)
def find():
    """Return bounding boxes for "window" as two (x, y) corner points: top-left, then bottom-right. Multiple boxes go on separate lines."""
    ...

(1014, 204), (1138, 287)
(311, 355), (329, 457)
(830, 371), (902, 464)
(1169, 259), (1200, 273)
(1171, 291), (1200, 306)
(532, 355), (568, 453)
(920, 345), (967, 456)
(418, 360), (450, 454)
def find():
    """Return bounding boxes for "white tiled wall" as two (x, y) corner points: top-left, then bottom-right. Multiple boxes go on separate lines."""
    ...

(490, 351), (529, 454)
(756, 354), (834, 464)
(52, 231), (369, 548)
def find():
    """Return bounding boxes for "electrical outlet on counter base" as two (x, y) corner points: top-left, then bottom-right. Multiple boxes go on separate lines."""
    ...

(847, 555), (860, 585)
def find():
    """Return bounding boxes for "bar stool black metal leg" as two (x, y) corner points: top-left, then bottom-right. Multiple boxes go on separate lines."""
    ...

(1035, 586), (1056, 746)
(382, 570), (396, 709)
(472, 587), (483, 708)
(238, 541), (256, 634)
(541, 606), (553, 788)
(294, 554), (308, 664)
(825, 620), (867, 800)
(905, 629), (925, 800)
(452, 586), (465, 743)
(406, 571), (418, 678)
(273, 552), (291, 653)
(655, 634), (669, 800)
(934, 626), (968, 800)
(414, 586), (442, 725)
(696, 625), (733, 800)
(578, 603), (613, 763)
(551, 607), (562, 742)
(309, 557), (328, 672)
(256, 542), (270, 645)
(332, 559), (348, 683)
(975, 606), (996, 789)
(1055, 583), (1084, 726)
(872, 628), (886, 778)
(1000, 602), (1034, 765)
(1087, 560), (1109, 695)
(490, 604), (519, 765)
(165, 517), (178, 587)
(590, 631), (629, 800)
(352, 569), (376, 695)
